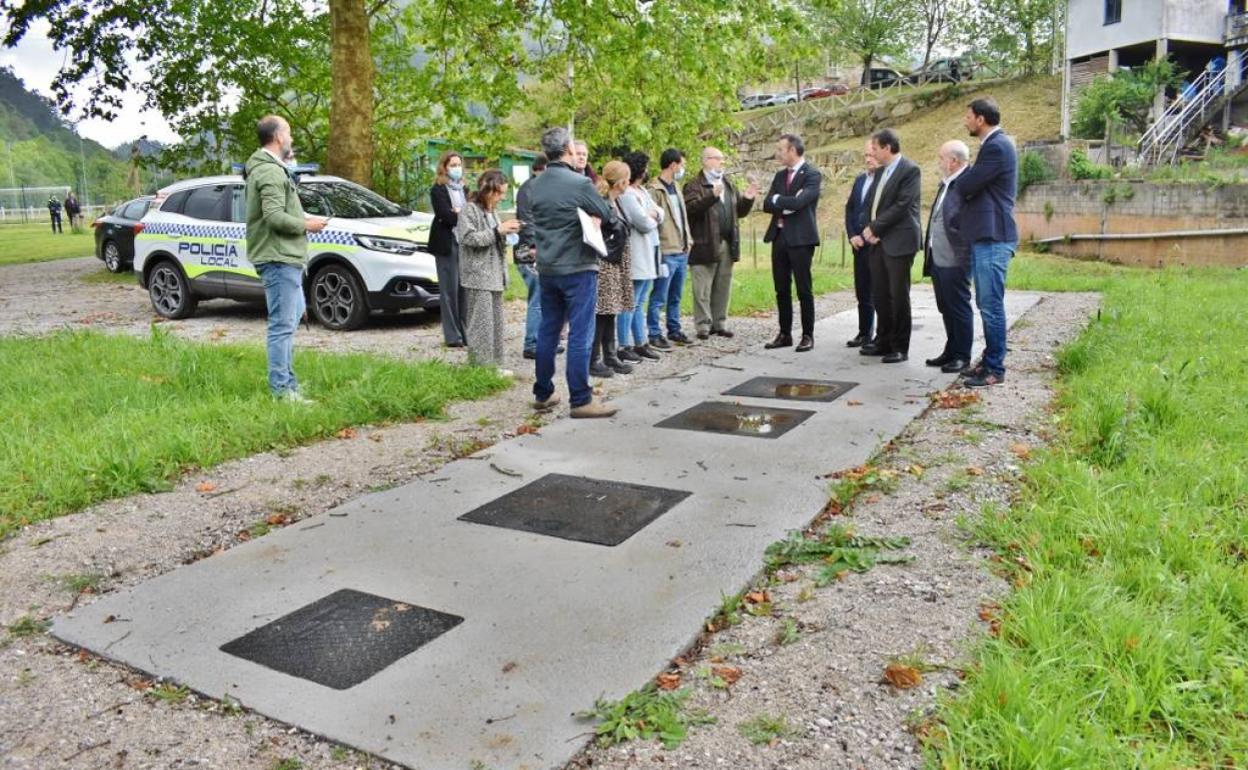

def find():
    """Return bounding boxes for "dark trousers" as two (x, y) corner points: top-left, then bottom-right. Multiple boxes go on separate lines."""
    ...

(868, 245), (914, 354)
(930, 262), (973, 360)
(851, 246), (874, 338)
(434, 243), (466, 346)
(770, 232), (815, 338)
(50, 212), (62, 234)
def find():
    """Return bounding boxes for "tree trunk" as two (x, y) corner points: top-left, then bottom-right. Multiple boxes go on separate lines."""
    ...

(327, 0), (374, 186)
(861, 53), (874, 86)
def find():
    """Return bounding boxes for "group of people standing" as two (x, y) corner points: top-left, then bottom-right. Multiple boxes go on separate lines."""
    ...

(46, 190), (82, 233)
(841, 97), (1018, 388)
(427, 130), (759, 417)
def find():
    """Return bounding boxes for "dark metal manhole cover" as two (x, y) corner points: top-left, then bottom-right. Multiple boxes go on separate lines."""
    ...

(458, 473), (691, 546)
(722, 377), (857, 403)
(220, 589), (463, 690)
(655, 401), (815, 439)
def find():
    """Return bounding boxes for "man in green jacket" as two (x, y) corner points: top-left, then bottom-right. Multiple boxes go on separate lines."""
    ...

(245, 115), (326, 401)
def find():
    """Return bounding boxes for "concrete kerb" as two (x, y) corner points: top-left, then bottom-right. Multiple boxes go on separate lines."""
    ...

(52, 291), (1041, 770)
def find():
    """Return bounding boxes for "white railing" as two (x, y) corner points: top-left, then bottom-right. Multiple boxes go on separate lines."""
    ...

(1137, 56), (1248, 166)
(0, 204), (112, 225)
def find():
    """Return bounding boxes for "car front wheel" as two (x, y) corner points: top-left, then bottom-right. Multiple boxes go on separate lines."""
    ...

(148, 261), (198, 319)
(103, 240), (126, 273)
(310, 263), (368, 331)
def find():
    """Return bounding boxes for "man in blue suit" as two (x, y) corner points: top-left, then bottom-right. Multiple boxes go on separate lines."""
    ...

(844, 140), (877, 347)
(957, 98), (1018, 388)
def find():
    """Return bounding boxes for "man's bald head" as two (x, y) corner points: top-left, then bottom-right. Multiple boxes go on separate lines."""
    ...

(937, 139), (969, 177)
(257, 115), (292, 155)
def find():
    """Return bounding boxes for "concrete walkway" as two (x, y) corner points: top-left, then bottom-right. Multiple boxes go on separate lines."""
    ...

(54, 291), (1040, 770)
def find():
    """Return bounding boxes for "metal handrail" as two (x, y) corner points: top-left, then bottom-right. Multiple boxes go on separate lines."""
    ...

(1137, 56), (1248, 166)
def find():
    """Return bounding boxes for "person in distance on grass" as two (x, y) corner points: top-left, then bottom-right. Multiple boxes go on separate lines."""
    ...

(455, 169), (521, 378)
(844, 139), (878, 348)
(860, 128), (922, 364)
(684, 146), (757, 341)
(47, 194), (63, 234)
(957, 97), (1019, 388)
(923, 140), (974, 375)
(762, 132), (822, 352)
(245, 115), (327, 404)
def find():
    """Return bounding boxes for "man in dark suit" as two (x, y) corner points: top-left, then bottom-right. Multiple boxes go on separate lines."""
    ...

(958, 97), (1018, 387)
(844, 140), (877, 347)
(762, 133), (822, 352)
(923, 140), (974, 374)
(861, 128), (922, 363)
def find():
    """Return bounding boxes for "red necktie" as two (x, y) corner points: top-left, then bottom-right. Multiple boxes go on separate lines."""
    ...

(786, 168), (796, 190)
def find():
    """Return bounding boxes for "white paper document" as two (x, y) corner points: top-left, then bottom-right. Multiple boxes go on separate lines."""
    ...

(578, 207), (608, 257)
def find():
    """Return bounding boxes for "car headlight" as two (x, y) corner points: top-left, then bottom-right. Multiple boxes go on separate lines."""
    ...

(354, 234), (419, 255)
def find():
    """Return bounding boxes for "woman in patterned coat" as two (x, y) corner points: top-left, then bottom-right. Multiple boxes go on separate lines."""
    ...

(591, 160), (635, 377)
(455, 169), (522, 375)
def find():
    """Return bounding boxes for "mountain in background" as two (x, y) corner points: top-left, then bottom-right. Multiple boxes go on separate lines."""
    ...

(0, 66), (169, 206)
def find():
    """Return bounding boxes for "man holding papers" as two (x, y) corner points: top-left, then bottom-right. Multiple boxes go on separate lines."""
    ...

(525, 126), (619, 419)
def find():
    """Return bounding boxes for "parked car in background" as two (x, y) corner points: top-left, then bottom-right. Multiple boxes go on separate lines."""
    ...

(861, 67), (908, 89)
(739, 93), (775, 110)
(906, 57), (972, 84)
(764, 92), (799, 106)
(801, 84), (850, 100)
(93, 196), (154, 273)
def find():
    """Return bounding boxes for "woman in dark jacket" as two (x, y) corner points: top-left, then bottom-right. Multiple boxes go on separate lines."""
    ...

(430, 151), (468, 347)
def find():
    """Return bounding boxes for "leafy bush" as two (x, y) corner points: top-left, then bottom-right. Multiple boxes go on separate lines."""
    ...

(1068, 149), (1112, 180)
(1071, 59), (1183, 140)
(1018, 150), (1055, 194)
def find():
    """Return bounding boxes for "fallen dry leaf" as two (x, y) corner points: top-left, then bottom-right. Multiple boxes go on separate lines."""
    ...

(368, 433), (384, 443)
(932, 390), (981, 409)
(656, 673), (681, 690)
(236, 530), (251, 542)
(516, 424), (539, 435)
(744, 590), (770, 605)
(966, 466), (985, 476)
(712, 665), (742, 685)
(266, 513), (289, 527)
(501, 661), (518, 673)
(884, 663), (923, 690)
(336, 427), (358, 440)
(846, 399), (864, 406)
(195, 481), (217, 493)
(1010, 443), (1032, 460)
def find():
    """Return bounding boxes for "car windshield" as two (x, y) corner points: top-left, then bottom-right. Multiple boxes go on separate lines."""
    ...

(301, 181), (411, 219)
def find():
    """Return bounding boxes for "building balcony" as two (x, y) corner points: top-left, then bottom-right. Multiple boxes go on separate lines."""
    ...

(1228, 11), (1248, 48)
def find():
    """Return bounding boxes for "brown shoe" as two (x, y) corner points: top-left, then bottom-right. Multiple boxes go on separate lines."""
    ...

(531, 393), (562, 411)
(570, 396), (618, 419)
(795, 335), (814, 352)
(764, 333), (793, 349)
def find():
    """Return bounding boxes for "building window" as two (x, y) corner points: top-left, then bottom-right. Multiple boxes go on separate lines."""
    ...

(1104, 0), (1121, 25)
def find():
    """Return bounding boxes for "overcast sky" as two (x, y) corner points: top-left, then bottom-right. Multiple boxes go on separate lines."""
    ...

(0, 20), (179, 148)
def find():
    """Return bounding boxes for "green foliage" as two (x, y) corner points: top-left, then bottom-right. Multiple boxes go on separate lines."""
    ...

(804, 0), (920, 82)
(932, 267), (1248, 768)
(953, 0), (1061, 77)
(1067, 149), (1112, 180)
(764, 526), (912, 587)
(579, 685), (715, 749)
(0, 329), (509, 536)
(1071, 59), (1183, 140)
(1017, 150), (1054, 195)
(6, 615), (49, 637)
(738, 713), (796, 745)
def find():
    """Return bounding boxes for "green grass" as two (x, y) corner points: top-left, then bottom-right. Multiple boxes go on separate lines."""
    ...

(579, 684), (716, 749)
(738, 713), (796, 745)
(0, 222), (96, 265)
(0, 328), (508, 536)
(931, 267), (1248, 768)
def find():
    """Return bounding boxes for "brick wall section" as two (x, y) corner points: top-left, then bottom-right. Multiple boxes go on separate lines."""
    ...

(1018, 181), (1248, 267)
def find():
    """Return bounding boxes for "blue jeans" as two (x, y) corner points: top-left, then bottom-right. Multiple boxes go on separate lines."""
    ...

(256, 261), (305, 396)
(518, 263), (541, 353)
(647, 253), (687, 338)
(617, 279), (653, 346)
(535, 270), (599, 408)
(971, 240), (1016, 375)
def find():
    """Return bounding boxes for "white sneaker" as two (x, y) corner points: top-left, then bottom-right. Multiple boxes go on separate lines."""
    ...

(279, 390), (316, 405)
(496, 368), (515, 378)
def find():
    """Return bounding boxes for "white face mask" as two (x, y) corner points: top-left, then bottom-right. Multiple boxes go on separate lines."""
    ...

(707, 169), (724, 182)
(674, 168), (685, 181)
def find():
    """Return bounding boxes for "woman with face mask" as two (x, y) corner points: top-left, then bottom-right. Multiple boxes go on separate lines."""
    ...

(455, 169), (521, 376)
(429, 151), (469, 348)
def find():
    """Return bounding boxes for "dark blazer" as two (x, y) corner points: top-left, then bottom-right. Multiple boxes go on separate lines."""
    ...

(844, 171), (871, 240)
(762, 161), (822, 247)
(428, 183), (461, 258)
(956, 129), (1018, 244)
(923, 174), (970, 276)
(864, 156), (922, 258)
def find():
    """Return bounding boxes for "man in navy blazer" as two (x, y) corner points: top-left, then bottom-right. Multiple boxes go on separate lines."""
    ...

(844, 140), (877, 347)
(923, 140), (974, 374)
(762, 133), (822, 352)
(957, 97), (1018, 387)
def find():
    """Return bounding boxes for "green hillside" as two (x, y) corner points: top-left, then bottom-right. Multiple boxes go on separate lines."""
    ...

(0, 67), (149, 207)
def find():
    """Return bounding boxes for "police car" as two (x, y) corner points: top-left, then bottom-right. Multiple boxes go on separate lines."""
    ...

(134, 172), (437, 330)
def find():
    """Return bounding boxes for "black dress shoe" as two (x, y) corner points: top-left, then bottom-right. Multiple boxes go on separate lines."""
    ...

(669, 331), (693, 344)
(941, 358), (969, 373)
(764, 334), (793, 349)
(882, 352), (908, 364)
(523, 349), (537, 360)
(860, 343), (885, 356)
(696, 330), (710, 341)
(711, 328), (734, 338)
(795, 335), (814, 352)
(846, 333), (870, 348)
(925, 353), (951, 367)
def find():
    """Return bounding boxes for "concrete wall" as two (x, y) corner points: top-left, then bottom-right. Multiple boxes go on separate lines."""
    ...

(1067, 0), (1224, 59)
(1017, 180), (1248, 266)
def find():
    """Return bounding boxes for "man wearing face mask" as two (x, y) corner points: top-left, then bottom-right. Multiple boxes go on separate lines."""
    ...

(684, 147), (757, 340)
(245, 115), (328, 402)
(647, 148), (694, 347)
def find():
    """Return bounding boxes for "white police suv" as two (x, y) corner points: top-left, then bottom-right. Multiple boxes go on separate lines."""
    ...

(134, 172), (437, 330)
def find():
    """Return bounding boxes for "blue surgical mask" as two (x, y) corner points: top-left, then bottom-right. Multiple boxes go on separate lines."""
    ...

(448, 167), (463, 181)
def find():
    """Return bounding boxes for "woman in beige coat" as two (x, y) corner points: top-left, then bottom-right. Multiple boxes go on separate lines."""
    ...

(455, 169), (522, 375)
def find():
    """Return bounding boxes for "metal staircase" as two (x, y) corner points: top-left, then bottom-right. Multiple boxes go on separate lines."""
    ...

(1136, 56), (1248, 166)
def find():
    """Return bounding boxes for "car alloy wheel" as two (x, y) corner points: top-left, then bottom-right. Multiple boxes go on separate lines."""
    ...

(103, 241), (125, 273)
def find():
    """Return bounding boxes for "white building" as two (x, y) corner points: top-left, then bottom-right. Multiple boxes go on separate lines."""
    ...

(1061, 0), (1248, 137)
